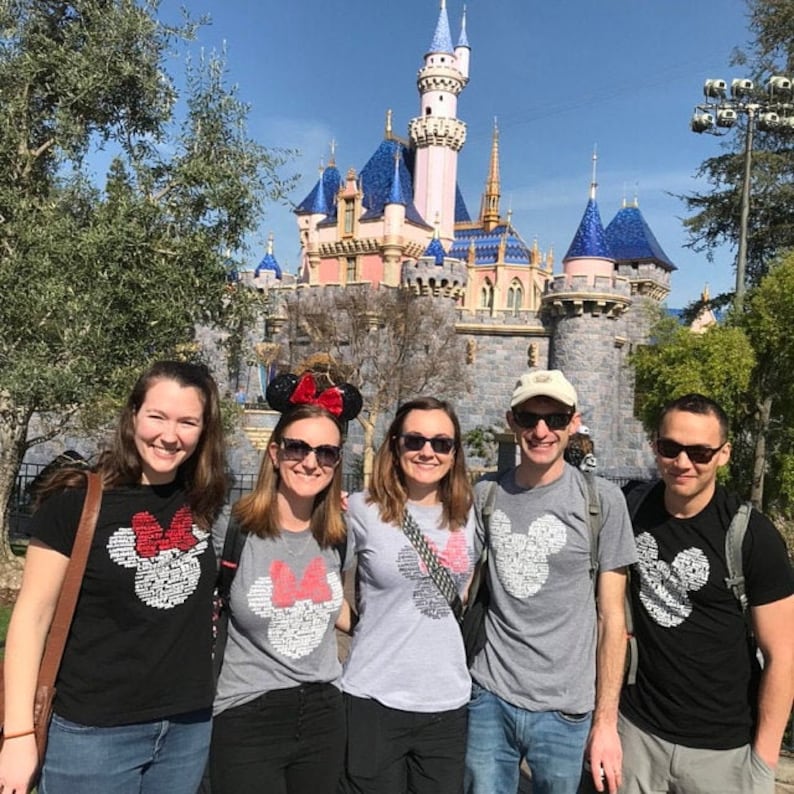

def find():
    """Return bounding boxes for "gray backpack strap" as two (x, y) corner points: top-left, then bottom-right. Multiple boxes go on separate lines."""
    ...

(480, 477), (500, 560)
(581, 470), (602, 578)
(725, 502), (752, 624)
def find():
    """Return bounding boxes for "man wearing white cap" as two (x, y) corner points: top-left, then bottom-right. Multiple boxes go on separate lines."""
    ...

(464, 370), (637, 794)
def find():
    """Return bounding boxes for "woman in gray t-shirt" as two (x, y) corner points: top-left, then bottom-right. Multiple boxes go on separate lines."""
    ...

(210, 373), (362, 794)
(340, 396), (477, 794)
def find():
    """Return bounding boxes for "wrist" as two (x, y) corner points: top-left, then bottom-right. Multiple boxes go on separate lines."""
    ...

(3, 728), (35, 740)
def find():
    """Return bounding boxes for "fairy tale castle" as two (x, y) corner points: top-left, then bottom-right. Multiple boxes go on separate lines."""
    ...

(244, 1), (677, 481)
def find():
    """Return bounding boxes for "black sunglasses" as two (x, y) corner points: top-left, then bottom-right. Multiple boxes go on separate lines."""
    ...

(655, 438), (726, 464)
(280, 438), (342, 468)
(511, 411), (573, 430)
(398, 433), (456, 455)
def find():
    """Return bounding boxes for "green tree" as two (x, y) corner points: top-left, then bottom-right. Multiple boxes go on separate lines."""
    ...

(0, 0), (294, 582)
(681, 0), (794, 292)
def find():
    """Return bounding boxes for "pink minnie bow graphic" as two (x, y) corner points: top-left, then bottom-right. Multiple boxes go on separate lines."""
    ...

(397, 530), (472, 619)
(247, 555), (343, 659)
(271, 557), (332, 606)
(107, 506), (208, 610)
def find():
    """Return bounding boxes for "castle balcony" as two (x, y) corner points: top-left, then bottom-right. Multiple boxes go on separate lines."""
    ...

(541, 273), (631, 318)
(402, 257), (468, 299)
(408, 116), (467, 151)
(415, 65), (467, 96)
(617, 262), (672, 302)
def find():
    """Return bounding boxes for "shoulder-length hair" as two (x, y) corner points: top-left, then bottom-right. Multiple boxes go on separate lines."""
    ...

(232, 403), (345, 547)
(368, 397), (472, 530)
(35, 360), (229, 530)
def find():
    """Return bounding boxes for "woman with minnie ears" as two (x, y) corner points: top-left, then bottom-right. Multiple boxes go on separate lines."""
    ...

(209, 372), (362, 794)
(0, 360), (228, 794)
(339, 396), (477, 794)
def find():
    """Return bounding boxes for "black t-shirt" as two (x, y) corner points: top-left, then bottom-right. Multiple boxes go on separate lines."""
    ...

(31, 482), (217, 726)
(620, 483), (794, 749)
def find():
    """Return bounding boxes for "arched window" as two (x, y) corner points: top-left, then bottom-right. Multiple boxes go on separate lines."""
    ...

(507, 279), (523, 312)
(480, 278), (494, 310)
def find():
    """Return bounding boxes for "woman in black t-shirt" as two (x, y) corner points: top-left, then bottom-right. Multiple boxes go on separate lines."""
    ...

(0, 360), (228, 794)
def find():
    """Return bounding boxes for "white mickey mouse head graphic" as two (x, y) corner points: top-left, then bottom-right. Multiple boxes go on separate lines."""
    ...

(396, 531), (471, 618)
(489, 509), (567, 598)
(108, 506), (208, 610)
(247, 557), (343, 659)
(636, 532), (709, 627)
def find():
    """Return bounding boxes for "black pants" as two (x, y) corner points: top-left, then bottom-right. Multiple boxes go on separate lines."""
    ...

(210, 683), (345, 794)
(339, 693), (468, 794)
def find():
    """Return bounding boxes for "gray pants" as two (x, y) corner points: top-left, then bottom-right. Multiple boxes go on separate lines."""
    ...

(618, 712), (775, 794)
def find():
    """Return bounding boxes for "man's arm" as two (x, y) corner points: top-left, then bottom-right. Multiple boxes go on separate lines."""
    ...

(752, 593), (794, 767)
(586, 567), (629, 793)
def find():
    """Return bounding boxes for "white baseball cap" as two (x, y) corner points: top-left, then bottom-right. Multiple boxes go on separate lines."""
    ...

(510, 370), (578, 409)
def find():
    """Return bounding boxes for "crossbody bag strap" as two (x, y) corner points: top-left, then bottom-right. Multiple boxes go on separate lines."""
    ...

(38, 471), (104, 687)
(401, 509), (463, 623)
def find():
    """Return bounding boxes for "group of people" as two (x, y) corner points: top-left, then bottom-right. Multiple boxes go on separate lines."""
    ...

(0, 361), (791, 794)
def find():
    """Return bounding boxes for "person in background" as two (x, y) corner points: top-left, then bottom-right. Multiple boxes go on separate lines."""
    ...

(619, 393), (794, 794)
(339, 397), (476, 794)
(564, 426), (597, 473)
(0, 360), (228, 794)
(210, 372), (362, 794)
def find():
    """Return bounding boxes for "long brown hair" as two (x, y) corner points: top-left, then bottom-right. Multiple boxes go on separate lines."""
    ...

(232, 403), (345, 546)
(368, 397), (472, 530)
(35, 361), (228, 530)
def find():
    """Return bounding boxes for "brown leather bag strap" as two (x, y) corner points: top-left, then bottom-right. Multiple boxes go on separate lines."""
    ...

(37, 471), (104, 687)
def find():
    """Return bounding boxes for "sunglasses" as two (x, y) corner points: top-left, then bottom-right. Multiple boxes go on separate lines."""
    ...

(280, 438), (342, 468)
(655, 438), (726, 464)
(398, 433), (456, 455)
(511, 411), (573, 430)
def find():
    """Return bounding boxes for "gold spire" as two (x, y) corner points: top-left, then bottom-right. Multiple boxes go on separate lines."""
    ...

(267, 231), (274, 255)
(481, 118), (501, 231)
(328, 140), (336, 167)
(385, 109), (393, 140)
(589, 145), (598, 201)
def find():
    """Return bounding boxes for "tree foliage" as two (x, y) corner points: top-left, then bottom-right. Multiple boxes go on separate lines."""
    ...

(680, 0), (794, 291)
(0, 0), (295, 573)
(273, 284), (470, 483)
(630, 252), (794, 512)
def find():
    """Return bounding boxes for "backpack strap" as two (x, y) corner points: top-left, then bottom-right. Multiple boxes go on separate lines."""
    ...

(581, 470), (602, 578)
(724, 501), (752, 627)
(217, 517), (246, 600)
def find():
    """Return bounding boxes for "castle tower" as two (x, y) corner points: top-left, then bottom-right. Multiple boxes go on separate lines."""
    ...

(381, 149), (408, 285)
(542, 153), (640, 479)
(409, 1), (469, 247)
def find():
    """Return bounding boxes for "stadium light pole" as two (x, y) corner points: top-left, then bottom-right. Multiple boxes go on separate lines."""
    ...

(691, 75), (794, 307)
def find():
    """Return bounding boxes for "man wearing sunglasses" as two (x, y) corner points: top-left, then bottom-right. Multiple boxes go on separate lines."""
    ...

(465, 370), (637, 794)
(619, 394), (794, 794)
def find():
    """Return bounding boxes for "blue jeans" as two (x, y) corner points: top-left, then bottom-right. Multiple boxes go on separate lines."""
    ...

(39, 708), (212, 794)
(464, 682), (591, 794)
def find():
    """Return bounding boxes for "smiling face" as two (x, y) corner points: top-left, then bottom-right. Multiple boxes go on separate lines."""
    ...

(507, 395), (579, 484)
(656, 408), (731, 516)
(268, 415), (342, 505)
(397, 408), (456, 504)
(133, 378), (206, 485)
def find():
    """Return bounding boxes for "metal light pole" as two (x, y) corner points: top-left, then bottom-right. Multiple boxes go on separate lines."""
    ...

(691, 75), (794, 307)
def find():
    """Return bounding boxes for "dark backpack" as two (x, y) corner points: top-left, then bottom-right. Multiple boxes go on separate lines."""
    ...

(622, 480), (753, 685)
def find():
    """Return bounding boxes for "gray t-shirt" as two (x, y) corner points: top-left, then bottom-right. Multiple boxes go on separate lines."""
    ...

(213, 528), (345, 716)
(341, 492), (478, 712)
(471, 465), (637, 713)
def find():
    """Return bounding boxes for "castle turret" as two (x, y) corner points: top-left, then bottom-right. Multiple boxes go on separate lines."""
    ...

(381, 149), (408, 285)
(542, 153), (649, 480)
(402, 220), (467, 299)
(409, 1), (468, 247)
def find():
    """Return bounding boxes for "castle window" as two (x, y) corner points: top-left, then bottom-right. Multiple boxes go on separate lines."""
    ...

(346, 257), (357, 283)
(507, 280), (523, 313)
(425, 107), (432, 115)
(344, 201), (354, 234)
(480, 279), (494, 310)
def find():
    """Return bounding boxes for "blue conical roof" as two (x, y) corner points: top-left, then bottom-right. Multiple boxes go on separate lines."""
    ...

(564, 198), (613, 261)
(254, 235), (282, 280)
(428, 2), (454, 54)
(605, 204), (676, 271)
(295, 164), (342, 219)
(457, 6), (469, 48)
(424, 236), (446, 265)
(386, 152), (408, 206)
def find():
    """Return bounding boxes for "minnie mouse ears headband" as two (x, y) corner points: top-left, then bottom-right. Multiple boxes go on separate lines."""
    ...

(266, 373), (363, 422)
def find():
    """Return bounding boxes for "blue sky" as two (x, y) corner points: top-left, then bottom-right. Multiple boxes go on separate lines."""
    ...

(158, 0), (754, 308)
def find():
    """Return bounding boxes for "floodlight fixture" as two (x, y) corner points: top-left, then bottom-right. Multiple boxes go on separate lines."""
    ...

(731, 78), (754, 98)
(716, 108), (738, 127)
(704, 79), (727, 98)
(757, 111), (781, 131)
(768, 75), (793, 98)
(691, 111), (714, 133)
